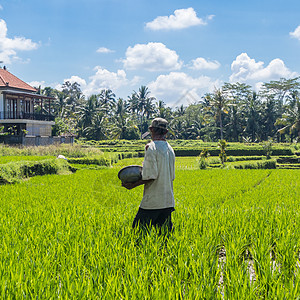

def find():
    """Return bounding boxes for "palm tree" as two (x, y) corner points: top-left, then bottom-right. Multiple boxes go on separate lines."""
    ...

(84, 112), (107, 140)
(129, 86), (155, 138)
(241, 92), (262, 142)
(276, 91), (300, 141)
(205, 89), (231, 140)
(223, 82), (252, 141)
(54, 90), (68, 118)
(99, 89), (116, 115)
(260, 96), (278, 140)
(144, 98), (156, 119)
(61, 81), (84, 115)
(174, 104), (186, 117)
(110, 98), (131, 139)
(76, 95), (99, 137)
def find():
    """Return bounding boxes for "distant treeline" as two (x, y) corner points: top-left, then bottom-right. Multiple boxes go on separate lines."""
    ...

(30, 77), (300, 142)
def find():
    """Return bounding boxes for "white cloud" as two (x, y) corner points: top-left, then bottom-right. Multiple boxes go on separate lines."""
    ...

(123, 42), (182, 71)
(83, 66), (138, 96)
(96, 47), (114, 53)
(290, 25), (300, 40)
(190, 57), (220, 70)
(28, 80), (46, 89)
(145, 8), (213, 30)
(148, 72), (220, 106)
(0, 19), (39, 64)
(56, 68), (140, 96)
(64, 75), (87, 87)
(230, 53), (298, 83)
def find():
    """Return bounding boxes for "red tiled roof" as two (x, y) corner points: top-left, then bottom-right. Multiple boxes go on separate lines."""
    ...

(0, 68), (37, 92)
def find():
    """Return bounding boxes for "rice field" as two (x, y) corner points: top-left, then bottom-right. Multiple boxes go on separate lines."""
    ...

(0, 158), (299, 299)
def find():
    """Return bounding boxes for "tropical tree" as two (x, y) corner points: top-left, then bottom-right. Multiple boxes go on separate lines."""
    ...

(76, 95), (99, 138)
(205, 89), (231, 140)
(241, 91), (262, 142)
(260, 77), (300, 117)
(84, 112), (107, 140)
(61, 81), (85, 115)
(110, 98), (139, 139)
(260, 97), (278, 140)
(276, 90), (300, 141)
(129, 86), (156, 138)
(53, 90), (68, 118)
(99, 89), (116, 115)
(174, 104), (186, 117)
(223, 82), (252, 141)
(155, 100), (173, 120)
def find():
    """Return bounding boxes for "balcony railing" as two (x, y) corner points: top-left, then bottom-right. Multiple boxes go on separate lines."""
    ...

(0, 111), (55, 121)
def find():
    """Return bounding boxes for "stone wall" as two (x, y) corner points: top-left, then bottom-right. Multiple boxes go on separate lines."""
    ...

(0, 135), (74, 146)
(26, 123), (52, 136)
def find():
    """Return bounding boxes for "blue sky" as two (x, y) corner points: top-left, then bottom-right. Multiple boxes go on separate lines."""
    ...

(1, 0), (300, 106)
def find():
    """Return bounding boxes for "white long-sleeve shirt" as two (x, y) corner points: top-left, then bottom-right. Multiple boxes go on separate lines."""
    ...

(140, 141), (175, 209)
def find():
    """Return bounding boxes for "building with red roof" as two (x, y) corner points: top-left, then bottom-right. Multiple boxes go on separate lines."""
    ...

(0, 67), (59, 145)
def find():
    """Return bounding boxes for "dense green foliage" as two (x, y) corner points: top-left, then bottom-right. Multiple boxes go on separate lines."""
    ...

(16, 77), (300, 143)
(0, 166), (299, 298)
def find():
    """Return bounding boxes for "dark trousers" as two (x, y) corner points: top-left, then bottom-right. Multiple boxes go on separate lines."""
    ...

(132, 207), (175, 231)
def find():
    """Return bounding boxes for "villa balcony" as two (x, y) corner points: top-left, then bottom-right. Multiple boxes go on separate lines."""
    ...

(0, 111), (55, 122)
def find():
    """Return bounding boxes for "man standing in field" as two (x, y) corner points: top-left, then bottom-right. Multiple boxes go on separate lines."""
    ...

(122, 117), (175, 231)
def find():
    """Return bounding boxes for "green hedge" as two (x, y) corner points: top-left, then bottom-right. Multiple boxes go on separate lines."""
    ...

(0, 159), (75, 184)
(67, 156), (110, 166)
(231, 159), (277, 169)
(174, 148), (293, 157)
(226, 156), (265, 162)
(277, 156), (300, 164)
(67, 153), (140, 166)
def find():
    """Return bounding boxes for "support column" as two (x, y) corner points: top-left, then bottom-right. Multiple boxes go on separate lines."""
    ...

(17, 96), (21, 117)
(31, 98), (34, 115)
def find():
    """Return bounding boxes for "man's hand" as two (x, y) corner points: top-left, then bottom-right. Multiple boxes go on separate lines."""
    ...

(122, 182), (137, 190)
(121, 179), (154, 190)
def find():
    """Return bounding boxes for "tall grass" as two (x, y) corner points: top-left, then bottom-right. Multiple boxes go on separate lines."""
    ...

(0, 144), (104, 157)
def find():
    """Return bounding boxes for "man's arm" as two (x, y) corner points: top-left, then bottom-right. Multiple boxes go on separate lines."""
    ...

(122, 179), (154, 190)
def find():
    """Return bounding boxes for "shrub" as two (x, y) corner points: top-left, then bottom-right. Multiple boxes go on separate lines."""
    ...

(262, 139), (273, 159)
(198, 157), (207, 169)
(218, 139), (227, 165)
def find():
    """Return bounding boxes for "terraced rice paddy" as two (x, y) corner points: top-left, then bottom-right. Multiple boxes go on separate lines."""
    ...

(0, 158), (299, 298)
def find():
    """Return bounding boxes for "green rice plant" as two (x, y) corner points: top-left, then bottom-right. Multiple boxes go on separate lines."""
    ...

(0, 163), (299, 298)
(207, 157), (220, 165)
